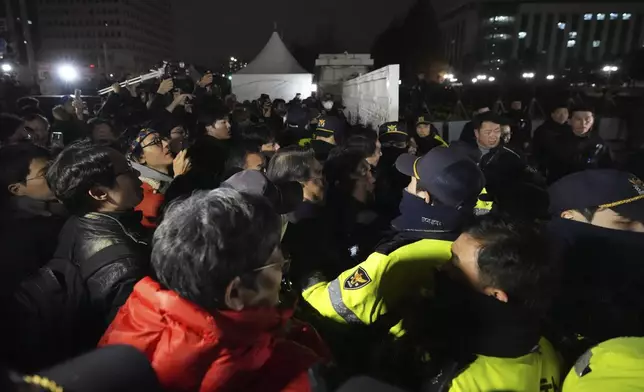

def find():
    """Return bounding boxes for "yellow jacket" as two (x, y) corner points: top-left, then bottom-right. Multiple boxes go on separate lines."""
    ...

(302, 239), (453, 335)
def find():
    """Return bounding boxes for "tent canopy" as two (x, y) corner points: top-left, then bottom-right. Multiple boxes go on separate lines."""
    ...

(236, 32), (308, 75)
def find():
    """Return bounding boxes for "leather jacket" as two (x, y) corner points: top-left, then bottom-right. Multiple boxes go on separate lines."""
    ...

(55, 211), (150, 325)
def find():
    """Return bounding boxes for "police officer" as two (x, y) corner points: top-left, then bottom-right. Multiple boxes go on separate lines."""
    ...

(309, 115), (344, 162)
(374, 122), (413, 220)
(562, 337), (644, 391)
(385, 147), (485, 247)
(547, 170), (644, 364)
(413, 114), (448, 156)
(303, 216), (562, 392)
(303, 147), (484, 329)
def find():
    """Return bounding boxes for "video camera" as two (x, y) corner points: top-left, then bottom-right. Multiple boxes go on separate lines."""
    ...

(98, 60), (196, 96)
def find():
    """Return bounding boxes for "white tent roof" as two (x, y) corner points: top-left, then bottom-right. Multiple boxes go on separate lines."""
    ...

(236, 32), (308, 75)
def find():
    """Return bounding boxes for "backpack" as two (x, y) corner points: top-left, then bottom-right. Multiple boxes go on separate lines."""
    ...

(6, 240), (136, 372)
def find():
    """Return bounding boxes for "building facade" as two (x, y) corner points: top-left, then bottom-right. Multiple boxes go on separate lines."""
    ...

(435, 0), (644, 76)
(36, 0), (173, 75)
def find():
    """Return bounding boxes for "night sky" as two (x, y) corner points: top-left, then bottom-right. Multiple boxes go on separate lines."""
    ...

(173, 0), (416, 68)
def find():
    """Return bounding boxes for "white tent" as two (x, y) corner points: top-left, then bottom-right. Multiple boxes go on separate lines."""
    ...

(232, 32), (313, 102)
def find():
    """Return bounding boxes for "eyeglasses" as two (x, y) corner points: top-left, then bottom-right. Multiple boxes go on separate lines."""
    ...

(140, 137), (164, 149)
(252, 258), (291, 274)
(25, 173), (45, 181)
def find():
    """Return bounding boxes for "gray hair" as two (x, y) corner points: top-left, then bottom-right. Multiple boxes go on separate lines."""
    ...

(152, 188), (281, 311)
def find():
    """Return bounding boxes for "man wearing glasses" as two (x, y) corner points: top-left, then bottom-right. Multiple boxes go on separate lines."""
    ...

(100, 188), (330, 392)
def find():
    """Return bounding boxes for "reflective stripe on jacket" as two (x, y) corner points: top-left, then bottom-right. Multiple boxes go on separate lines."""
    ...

(448, 337), (562, 392)
(562, 337), (644, 392)
(302, 239), (452, 334)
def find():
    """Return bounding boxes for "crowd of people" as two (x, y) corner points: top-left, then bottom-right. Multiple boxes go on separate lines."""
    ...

(0, 71), (643, 392)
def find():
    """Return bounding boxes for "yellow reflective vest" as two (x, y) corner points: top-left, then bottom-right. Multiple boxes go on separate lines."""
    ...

(449, 337), (561, 392)
(563, 337), (644, 392)
(302, 239), (453, 335)
(433, 133), (449, 148)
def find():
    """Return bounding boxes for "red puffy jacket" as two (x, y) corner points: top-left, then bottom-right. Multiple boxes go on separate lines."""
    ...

(99, 277), (329, 392)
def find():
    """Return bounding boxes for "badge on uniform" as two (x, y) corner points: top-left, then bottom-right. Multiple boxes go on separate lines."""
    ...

(344, 267), (371, 290)
(318, 119), (326, 128)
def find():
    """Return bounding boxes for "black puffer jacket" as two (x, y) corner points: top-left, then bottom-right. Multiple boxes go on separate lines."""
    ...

(56, 211), (150, 324)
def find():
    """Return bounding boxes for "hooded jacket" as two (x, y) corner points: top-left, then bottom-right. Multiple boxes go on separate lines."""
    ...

(100, 277), (328, 392)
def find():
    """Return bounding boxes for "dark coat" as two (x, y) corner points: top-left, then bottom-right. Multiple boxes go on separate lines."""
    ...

(282, 201), (354, 286)
(55, 211), (150, 325)
(0, 197), (67, 296)
(533, 120), (611, 184)
(547, 218), (644, 364)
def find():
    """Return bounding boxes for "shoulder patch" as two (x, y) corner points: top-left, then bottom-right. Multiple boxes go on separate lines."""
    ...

(344, 267), (372, 290)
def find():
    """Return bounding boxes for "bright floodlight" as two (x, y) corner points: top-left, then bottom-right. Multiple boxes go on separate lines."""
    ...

(602, 65), (618, 72)
(488, 76), (496, 82)
(444, 73), (454, 80)
(476, 74), (487, 80)
(311, 83), (318, 92)
(546, 74), (555, 80)
(1, 63), (12, 72)
(471, 78), (478, 83)
(228, 75), (232, 81)
(522, 72), (535, 79)
(57, 64), (79, 82)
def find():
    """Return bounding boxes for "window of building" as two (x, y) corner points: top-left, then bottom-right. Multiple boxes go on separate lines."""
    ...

(518, 31), (527, 39)
(567, 39), (576, 47)
(623, 13), (632, 20)
(569, 31), (577, 38)
(488, 16), (514, 23)
(558, 22), (566, 30)
(597, 13), (605, 21)
(584, 13), (593, 21)
(486, 33), (511, 40)
(610, 13), (619, 20)
(593, 40), (601, 47)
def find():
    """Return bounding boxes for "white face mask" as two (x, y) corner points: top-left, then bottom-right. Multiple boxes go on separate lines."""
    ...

(323, 101), (334, 110)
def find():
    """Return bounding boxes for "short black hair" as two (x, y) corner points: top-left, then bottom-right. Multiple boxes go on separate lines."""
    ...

(344, 133), (378, 158)
(87, 117), (114, 134)
(152, 188), (281, 311)
(16, 97), (40, 110)
(473, 112), (504, 130)
(0, 143), (50, 199)
(570, 105), (594, 115)
(0, 113), (25, 145)
(464, 216), (560, 314)
(325, 147), (368, 198)
(267, 146), (318, 184)
(46, 140), (120, 214)
(241, 124), (275, 146)
(23, 113), (49, 125)
(225, 144), (261, 172)
(197, 109), (229, 135)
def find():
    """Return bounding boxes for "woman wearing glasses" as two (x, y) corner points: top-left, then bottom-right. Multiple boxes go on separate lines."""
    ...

(129, 129), (188, 228)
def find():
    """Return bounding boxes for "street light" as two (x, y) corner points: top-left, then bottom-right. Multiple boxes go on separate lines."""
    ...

(488, 76), (496, 82)
(471, 78), (478, 83)
(522, 72), (535, 79)
(602, 65), (618, 73)
(57, 64), (79, 82)
(476, 74), (487, 80)
(1, 63), (12, 73)
(546, 74), (555, 80)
